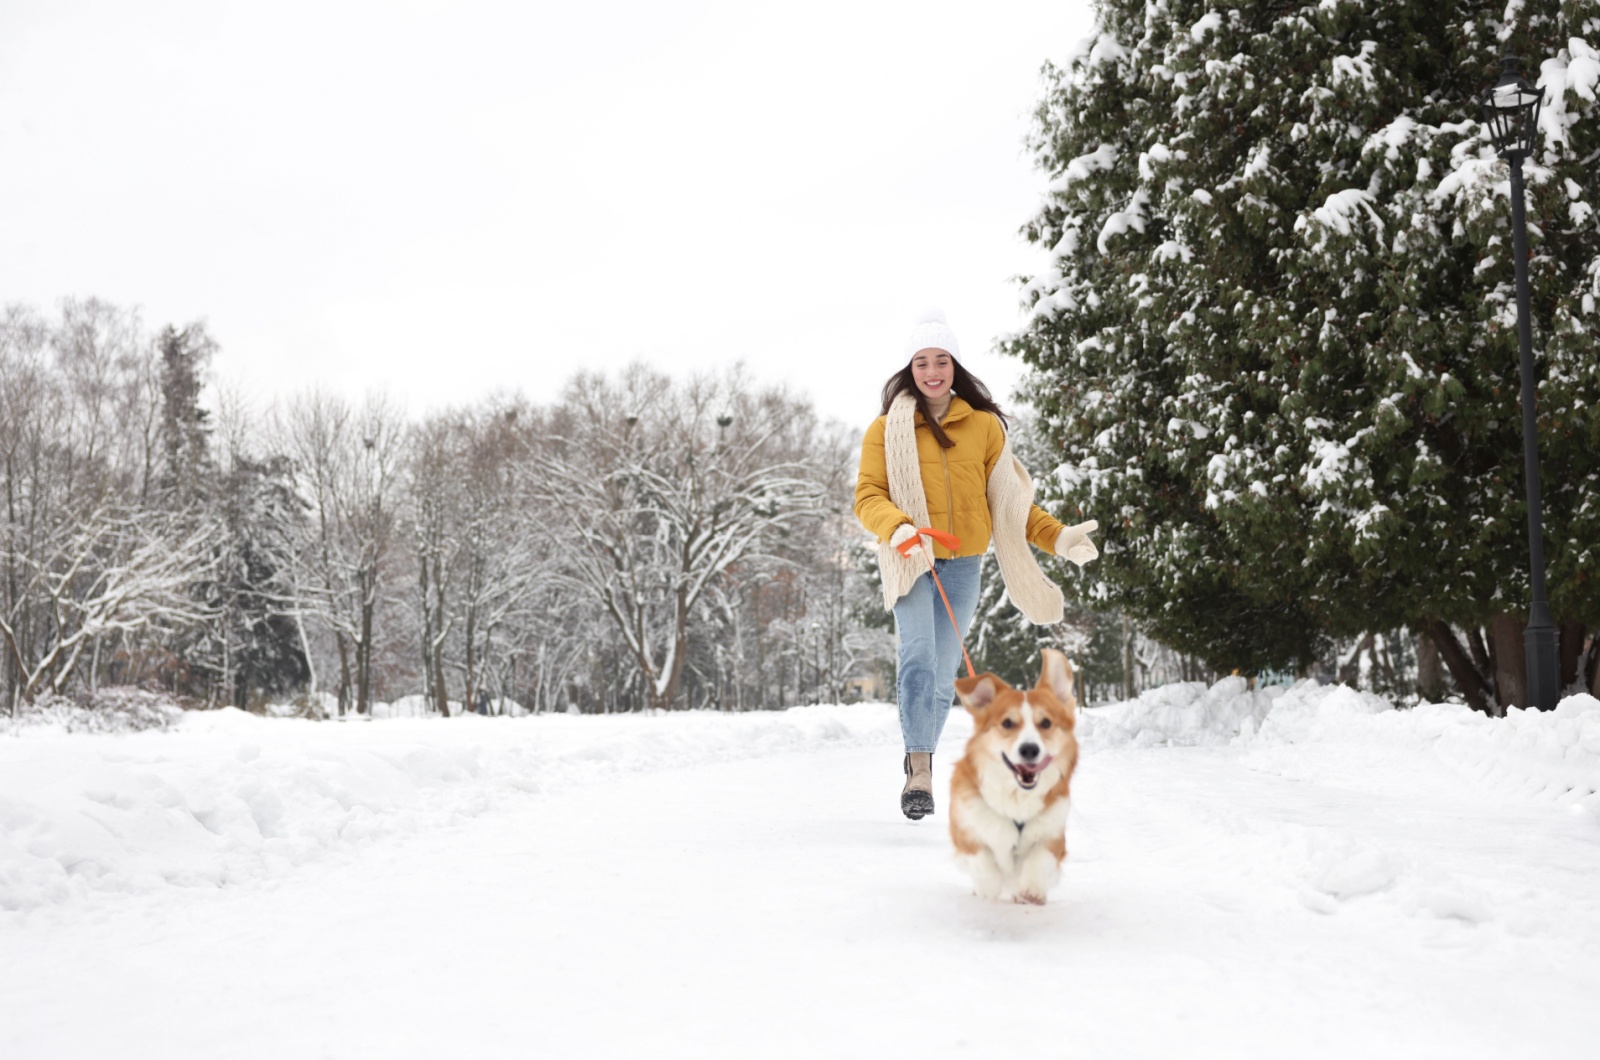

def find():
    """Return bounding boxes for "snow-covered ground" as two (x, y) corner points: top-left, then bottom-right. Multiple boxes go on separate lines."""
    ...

(3, 680), (1598, 1058)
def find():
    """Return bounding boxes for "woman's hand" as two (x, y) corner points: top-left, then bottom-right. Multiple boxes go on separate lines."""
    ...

(890, 523), (927, 561)
(1054, 521), (1099, 566)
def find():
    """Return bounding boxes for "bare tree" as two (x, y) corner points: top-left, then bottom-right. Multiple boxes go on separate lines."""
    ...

(0, 305), (53, 712)
(408, 412), (465, 714)
(525, 367), (829, 711)
(274, 391), (355, 710)
(0, 509), (214, 700)
(0, 300), (209, 711)
(454, 405), (545, 713)
(344, 396), (406, 714)
(5, 298), (892, 716)
(274, 391), (406, 714)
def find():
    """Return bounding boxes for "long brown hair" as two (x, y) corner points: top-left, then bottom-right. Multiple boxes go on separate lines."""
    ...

(879, 357), (1009, 448)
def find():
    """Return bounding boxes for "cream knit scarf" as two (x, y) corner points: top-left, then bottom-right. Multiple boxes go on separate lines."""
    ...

(878, 393), (1064, 625)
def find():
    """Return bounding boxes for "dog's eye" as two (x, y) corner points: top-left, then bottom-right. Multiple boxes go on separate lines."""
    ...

(1001, 718), (1016, 730)
(1039, 718), (1053, 730)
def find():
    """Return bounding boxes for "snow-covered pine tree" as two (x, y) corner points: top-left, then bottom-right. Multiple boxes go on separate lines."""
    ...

(203, 455), (311, 707)
(1008, 0), (1600, 706)
(158, 323), (215, 509)
(962, 413), (1109, 693)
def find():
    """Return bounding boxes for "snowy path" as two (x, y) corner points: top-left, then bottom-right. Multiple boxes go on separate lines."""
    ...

(5, 702), (1598, 1059)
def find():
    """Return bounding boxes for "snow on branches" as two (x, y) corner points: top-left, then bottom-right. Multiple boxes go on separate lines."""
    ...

(525, 367), (833, 712)
(1007, 0), (1600, 697)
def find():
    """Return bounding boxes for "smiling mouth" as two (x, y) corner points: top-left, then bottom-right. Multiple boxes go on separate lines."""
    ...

(1003, 753), (1054, 789)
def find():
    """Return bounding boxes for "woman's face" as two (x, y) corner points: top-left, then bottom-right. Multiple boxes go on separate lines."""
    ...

(910, 348), (953, 402)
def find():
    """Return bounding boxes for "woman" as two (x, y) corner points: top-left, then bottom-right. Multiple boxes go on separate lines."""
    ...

(853, 309), (1099, 820)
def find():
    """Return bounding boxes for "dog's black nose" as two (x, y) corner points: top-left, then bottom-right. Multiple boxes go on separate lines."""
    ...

(1018, 742), (1040, 762)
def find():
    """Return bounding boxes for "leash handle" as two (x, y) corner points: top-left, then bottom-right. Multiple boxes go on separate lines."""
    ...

(895, 526), (961, 556)
(895, 526), (976, 680)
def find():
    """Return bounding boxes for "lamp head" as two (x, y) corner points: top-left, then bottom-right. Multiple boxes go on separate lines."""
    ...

(1480, 56), (1544, 159)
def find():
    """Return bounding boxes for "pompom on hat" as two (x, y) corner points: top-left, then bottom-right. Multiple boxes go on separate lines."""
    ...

(902, 307), (961, 365)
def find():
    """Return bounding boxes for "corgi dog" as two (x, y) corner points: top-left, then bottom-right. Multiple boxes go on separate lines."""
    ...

(950, 649), (1079, 905)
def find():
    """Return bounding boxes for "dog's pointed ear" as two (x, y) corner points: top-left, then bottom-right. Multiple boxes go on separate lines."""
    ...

(955, 672), (1007, 715)
(1036, 649), (1077, 717)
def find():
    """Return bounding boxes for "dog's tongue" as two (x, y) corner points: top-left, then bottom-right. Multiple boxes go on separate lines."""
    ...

(1012, 754), (1054, 783)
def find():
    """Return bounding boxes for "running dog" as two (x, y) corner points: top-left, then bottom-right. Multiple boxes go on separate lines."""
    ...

(950, 649), (1079, 904)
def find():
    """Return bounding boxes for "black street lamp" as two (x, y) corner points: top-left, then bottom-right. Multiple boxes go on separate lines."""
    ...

(1480, 56), (1560, 711)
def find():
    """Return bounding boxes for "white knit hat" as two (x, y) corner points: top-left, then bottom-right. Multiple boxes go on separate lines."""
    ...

(902, 307), (961, 365)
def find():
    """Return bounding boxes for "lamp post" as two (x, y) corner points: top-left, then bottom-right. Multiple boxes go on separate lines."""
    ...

(1480, 56), (1560, 711)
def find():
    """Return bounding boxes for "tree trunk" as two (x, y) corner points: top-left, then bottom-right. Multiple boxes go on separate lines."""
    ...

(1339, 634), (1373, 687)
(1416, 632), (1445, 703)
(1121, 614), (1134, 700)
(655, 626), (688, 712)
(357, 590), (374, 716)
(419, 556), (437, 714)
(464, 607), (478, 715)
(1489, 612), (1525, 715)
(294, 610), (317, 702)
(1372, 634), (1397, 690)
(430, 565), (447, 716)
(648, 587), (692, 713)
(1426, 622), (1492, 715)
(1468, 627), (1492, 684)
(1559, 621), (1584, 691)
(335, 631), (352, 716)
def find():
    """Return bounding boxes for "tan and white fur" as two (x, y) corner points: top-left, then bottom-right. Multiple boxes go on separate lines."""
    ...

(950, 649), (1079, 905)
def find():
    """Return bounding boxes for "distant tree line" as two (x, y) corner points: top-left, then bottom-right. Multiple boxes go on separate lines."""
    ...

(2, 296), (1432, 719)
(1, 298), (915, 716)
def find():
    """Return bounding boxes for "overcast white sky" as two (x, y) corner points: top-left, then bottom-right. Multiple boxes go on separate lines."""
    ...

(0, 0), (1098, 431)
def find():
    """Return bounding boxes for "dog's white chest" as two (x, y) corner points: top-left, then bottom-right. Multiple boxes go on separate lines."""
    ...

(958, 787), (1067, 862)
(977, 770), (1046, 823)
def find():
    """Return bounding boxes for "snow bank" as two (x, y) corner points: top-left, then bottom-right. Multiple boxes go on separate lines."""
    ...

(1080, 676), (1600, 814)
(10, 676), (1598, 919)
(0, 703), (900, 914)
(1415, 693), (1600, 807)
(371, 694), (529, 719)
(1241, 682), (1600, 813)
(1077, 676), (1281, 747)
(0, 688), (185, 735)
(1078, 678), (1600, 931)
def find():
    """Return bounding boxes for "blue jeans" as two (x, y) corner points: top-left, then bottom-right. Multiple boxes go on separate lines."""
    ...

(893, 555), (981, 753)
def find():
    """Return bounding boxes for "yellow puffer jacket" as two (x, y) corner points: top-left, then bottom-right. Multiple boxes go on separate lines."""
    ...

(854, 396), (1066, 560)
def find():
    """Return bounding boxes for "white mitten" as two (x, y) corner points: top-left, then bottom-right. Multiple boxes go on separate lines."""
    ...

(1054, 520), (1100, 566)
(889, 523), (926, 561)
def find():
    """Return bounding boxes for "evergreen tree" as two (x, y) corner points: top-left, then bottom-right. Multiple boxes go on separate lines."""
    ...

(156, 323), (311, 706)
(209, 455), (312, 706)
(1008, 0), (1600, 706)
(965, 413), (1105, 687)
(157, 323), (216, 507)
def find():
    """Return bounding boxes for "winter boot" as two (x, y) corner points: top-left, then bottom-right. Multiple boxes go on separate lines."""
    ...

(901, 752), (934, 820)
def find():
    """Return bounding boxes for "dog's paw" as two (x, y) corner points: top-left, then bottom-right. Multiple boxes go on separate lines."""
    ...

(1014, 890), (1048, 906)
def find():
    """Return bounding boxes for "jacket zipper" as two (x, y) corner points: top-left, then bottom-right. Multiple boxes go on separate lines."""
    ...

(939, 446), (955, 555)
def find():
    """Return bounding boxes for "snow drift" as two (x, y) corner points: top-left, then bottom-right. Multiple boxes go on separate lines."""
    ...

(1081, 678), (1600, 813)
(4, 680), (1598, 915)
(0, 704), (900, 913)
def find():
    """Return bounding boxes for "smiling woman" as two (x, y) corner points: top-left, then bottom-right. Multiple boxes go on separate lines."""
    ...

(852, 308), (1099, 819)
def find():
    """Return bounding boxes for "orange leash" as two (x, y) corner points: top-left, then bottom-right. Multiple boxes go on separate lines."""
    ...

(896, 527), (977, 679)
